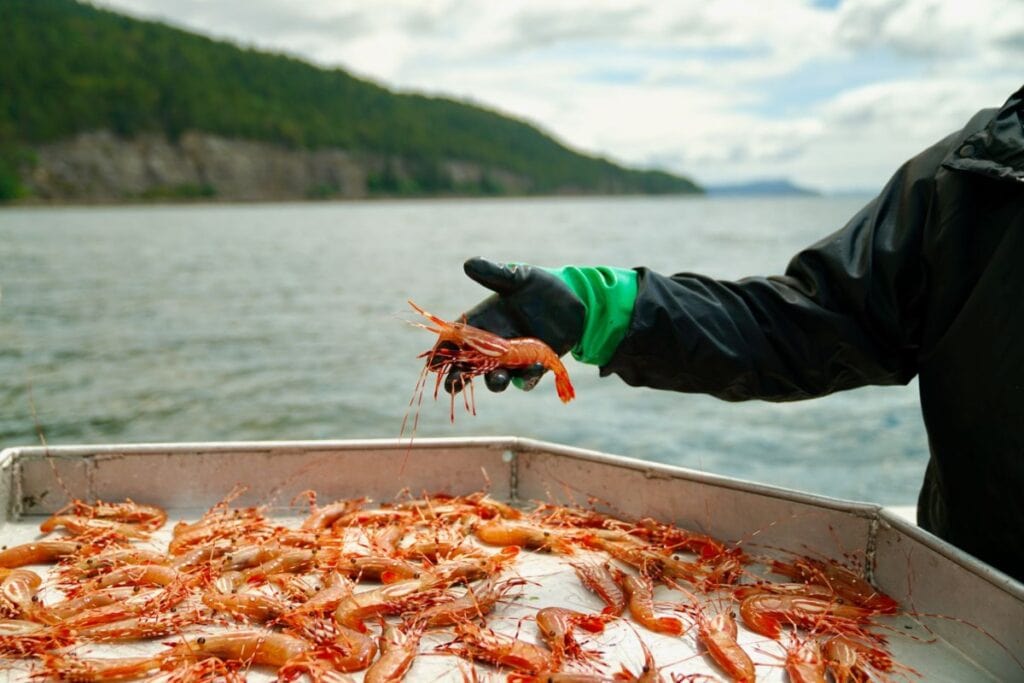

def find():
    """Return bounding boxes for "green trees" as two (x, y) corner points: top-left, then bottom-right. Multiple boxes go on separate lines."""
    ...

(0, 0), (702, 199)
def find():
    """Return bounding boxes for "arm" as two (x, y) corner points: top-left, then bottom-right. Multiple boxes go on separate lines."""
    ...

(603, 135), (957, 402)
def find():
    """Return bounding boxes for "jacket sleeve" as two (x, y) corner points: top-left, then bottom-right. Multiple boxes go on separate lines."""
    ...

(601, 129), (972, 402)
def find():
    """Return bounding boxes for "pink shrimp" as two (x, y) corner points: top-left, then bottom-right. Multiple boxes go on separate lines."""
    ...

(409, 300), (575, 416)
(695, 610), (755, 683)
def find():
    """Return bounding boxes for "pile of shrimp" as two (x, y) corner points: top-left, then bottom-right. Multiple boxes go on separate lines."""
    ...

(0, 490), (911, 682)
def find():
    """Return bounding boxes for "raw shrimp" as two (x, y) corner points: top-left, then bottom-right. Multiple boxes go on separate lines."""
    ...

(363, 623), (423, 683)
(620, 573), (685, 636)
(448, 621), (555, 674)
(570, 556), (627, 616)
(416, 576), (522, 627)
(0, 540), (82, 568)
(36, 653), (166, 681)
(694, 610), (755, 683)
(784, 636), (827, 683)
(47, 499), (167, 531)
(535, 606), (605, 666)
(0, 569), (42, 620)
(334, 576), (440, 630)
(163, 630), (311, 667)
(771, 557), (899, 614)
(822, 635), (893, 682)
(738, 593), (873, 640)
(409, 300), (575, 415)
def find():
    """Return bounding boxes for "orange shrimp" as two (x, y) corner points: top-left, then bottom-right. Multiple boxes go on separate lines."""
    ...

(0, 619), (73, 657)
(535, 606), (605, 666)
(416, 576), (522, 628)
(363, 623), (423, 683)
(474, 518), (573, 553)
(283, 614), (379, 672)
(202, 590), (289, 624)
(37, 653), (166, 681)
(738, 593), (873, 640)
(620, 573), (685, 636)
(334, 575), (440, 630)
(409, 300), (575, 411)
(0, 540), (82, 568)
(695, 610), (755, 683)
(784, 637), (827, 683)
(163, 631), (311, 667)
(822, 635), (893, 682)
(0, 569), (42, 620)
(301, 497), (368, 531)
(48, 498), (167, 531)
(570, 556), (627, 616)
(39, 514), (152, 539)
(449, 621), (555, 674)
(771, 557), (898, 615)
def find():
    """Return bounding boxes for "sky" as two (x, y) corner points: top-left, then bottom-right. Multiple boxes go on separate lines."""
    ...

(94, 0), (1024, 193)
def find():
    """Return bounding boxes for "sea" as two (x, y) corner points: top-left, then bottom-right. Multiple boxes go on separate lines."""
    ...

(0, 196), (928, 506)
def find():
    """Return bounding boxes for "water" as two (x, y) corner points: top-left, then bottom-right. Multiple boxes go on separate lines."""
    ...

(0, 196), (928, 505)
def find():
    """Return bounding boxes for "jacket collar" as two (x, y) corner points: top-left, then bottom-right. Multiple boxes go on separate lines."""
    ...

(942, 85), (1024, 183)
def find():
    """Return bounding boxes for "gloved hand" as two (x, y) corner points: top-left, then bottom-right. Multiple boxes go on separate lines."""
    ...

(445, 257), (639, 395)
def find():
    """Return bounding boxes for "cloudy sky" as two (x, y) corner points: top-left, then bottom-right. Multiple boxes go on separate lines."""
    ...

(95, 0), (1023, 192)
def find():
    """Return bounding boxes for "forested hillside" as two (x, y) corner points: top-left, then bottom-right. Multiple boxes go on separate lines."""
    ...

(0, 0), (701, 201)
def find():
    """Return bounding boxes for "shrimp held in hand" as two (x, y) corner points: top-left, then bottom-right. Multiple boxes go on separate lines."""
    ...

(408, 300), (575, 411)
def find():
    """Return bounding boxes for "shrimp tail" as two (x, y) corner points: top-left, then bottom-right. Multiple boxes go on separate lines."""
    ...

(548, 357), (575, 403)
(553, 368), (575, 403)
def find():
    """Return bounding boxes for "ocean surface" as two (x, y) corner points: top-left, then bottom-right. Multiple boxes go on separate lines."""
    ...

(0, 196), (928, 506)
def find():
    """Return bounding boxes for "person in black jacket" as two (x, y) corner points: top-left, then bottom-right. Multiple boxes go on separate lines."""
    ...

(445, 85), (1024, 583)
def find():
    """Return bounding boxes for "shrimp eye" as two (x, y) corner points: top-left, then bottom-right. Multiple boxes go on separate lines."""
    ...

(197, 636), (206, 644)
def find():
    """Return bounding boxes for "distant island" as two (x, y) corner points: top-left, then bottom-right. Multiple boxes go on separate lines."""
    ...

(705, 179), (820, 197)
(0, 0), (701, 203)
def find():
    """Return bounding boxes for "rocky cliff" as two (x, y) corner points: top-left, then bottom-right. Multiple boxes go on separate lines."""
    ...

(23, 131), (531, 203)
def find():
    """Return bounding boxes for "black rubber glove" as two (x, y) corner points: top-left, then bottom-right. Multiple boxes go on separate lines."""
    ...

(444, 257), (585, 394)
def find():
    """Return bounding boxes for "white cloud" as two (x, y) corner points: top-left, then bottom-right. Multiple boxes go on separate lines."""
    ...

(93, 0), (1024, 191)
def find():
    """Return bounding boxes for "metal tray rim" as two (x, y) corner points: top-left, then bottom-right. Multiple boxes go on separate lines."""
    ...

(3, 436), (1022, 600)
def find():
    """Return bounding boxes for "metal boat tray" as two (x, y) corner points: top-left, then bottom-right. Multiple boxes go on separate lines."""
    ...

(2, 438), (1022, 681)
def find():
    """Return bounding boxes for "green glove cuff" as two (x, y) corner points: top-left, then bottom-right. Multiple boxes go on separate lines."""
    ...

(543, 265), (638, 366)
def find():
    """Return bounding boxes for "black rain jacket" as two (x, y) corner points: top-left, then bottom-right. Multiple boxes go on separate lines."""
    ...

(603, 85), (1024, 582)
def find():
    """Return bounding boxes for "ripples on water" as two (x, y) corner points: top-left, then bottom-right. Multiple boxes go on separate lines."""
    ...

(0, 197), (927, 505)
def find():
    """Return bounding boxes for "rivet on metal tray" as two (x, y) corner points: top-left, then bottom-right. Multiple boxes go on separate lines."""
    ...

(502, 450), (514, 463)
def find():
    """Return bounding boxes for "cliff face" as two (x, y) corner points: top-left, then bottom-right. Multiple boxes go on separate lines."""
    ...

(23, 131), (530, 202)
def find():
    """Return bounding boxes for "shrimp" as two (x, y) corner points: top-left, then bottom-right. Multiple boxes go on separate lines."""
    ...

(822, 636), (893, 682)
(39, 515), (152, 539)
(694, 610), (755, 683)
(738, 593), (873, 640)
(46, 499), (167, 531)
(474, 518), (573, 553)
(332, 554), (424, 583)
(65, 547), (168, 578)
(535, 606), (605, 666)
(363, 623), (423, 683)
(771, 557), (899, 614)
(334, 575), (440, 630)
(620, 573), (685, 636)
(0, 569), (42, 620)
(415, 576), (522, 627)
(36, 653), (166, 681)
(163, 631), (311, 667)
(448, 621), (554, 674)
(0, 619), (73, 657)
(409, 300), (575, 414)
(301, 497), (368, 531)
(0, 540), (82, 568)
(202, 590), (289, 624)
(784, 637), (827, 683)
(570, 556), (627, 616)
(284, 614), (379, 672)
